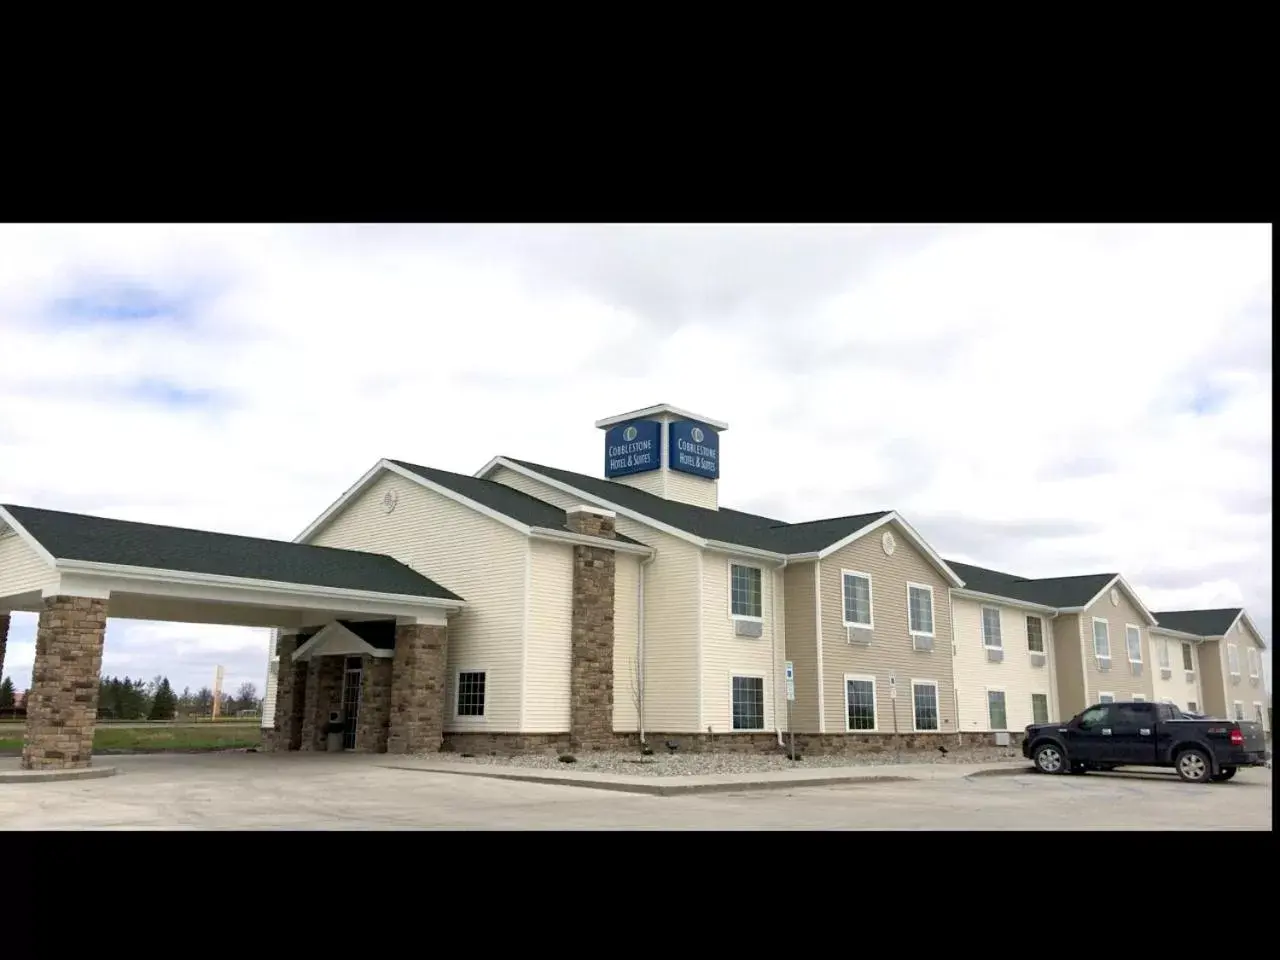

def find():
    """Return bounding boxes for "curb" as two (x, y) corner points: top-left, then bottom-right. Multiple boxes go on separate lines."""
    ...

(383, 764), (919, 796)
(0, 765), (118, 784)
(963, 765), (1034, 778)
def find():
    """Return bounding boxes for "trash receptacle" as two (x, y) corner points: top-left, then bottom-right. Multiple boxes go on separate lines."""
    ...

(326, 710), (344, 752)
(327, 731), (344, 751)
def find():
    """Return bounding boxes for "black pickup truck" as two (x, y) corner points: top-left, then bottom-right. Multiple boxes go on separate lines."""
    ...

(1023, 700), (1269, 783)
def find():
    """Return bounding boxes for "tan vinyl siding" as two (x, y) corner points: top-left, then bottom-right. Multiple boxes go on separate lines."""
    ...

(703, 552), (782, 733)
(489, 465), (702, 730)
(783, 563), (820, 732)
(614, 469), (668, 499)
(951, 597), (1058, 730)
(309, 471), (525, 731)
(612, 552), (640, 732)
(1080, 588), (1155, 704)
(663, 470), (717, 510)
(1149, 632), (1203, 710)
(524, 539), (572, 732)
(1197, 639), (1227, 717)
(1052, 614), (1087, 718)
(0, 530), (56, 599)
(1215, 620), (1268, 726)
(819, 524), (956, 734)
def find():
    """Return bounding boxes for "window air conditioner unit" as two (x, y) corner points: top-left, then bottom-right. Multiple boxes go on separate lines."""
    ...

(1130, 662), (1143, 677)
(986, 647), (1004, 663)
(913, 634), (934, 652)
(734, 619), (764, 639)
(846, 625), (873, 645)
(994, 731), (1011, 747)
(1184, 671), (1195, 684)
(1029, 652), (1047, 668)
(1160, 667), (1172, 680)
(1096, 657), (1111, 672)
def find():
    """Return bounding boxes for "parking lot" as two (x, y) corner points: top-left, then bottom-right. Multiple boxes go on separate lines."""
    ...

(0, 753), (1270, 829)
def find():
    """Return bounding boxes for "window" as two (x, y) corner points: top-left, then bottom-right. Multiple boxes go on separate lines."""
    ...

(1157, 639), (1170, 669)
(1227, 644), (1240, 676)
(1125, 625), (1142, 663)
(981, 607), (1003, 649)
(1188, 701), (1198, 713)
(907, 584), (935, 637)
(1116, 702), (1154, 725)
(1247, 647), (1259, 678)
(1098, 692), (1115, 704)
(841, 571), (873, 628)
(1030, 693), (1049, 725)
(730, 564), (763, 619)
(1026, 616), (1044, 653)
(1254, 703), (1265, 725)
(731, 675), (765, 730)
(1092, 619), (1111, 659)
(1232, 701), (1244, 721)
(1181, 642), (1194, 672)
(456, 671), (486, 717)
(987, 690), (1007, 730)
(1132, 693), (1146, 702)
(912, 680), (940, 731)
(844, 675), (877, 731)
(1079, 704), (1110, 729)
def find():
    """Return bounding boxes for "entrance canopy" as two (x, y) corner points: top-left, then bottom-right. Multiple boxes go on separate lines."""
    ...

(0, 503), (465, 629)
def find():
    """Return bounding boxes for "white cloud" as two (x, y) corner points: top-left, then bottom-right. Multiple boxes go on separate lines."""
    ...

(0, 224), (1271, 693)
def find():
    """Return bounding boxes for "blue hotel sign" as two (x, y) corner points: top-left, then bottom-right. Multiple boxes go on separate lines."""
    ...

(604, 419), (661, 478)
(669, 420), (719, 479)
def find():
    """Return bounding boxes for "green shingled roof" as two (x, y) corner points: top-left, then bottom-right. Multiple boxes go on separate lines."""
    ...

(1151, 608), (1243, 637)
(2, 504), (463, 601)
(945, 558), (1117, 608)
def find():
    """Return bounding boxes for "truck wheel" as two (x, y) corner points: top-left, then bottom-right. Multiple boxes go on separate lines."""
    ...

(1175, 748), (1212, 783)
(1032, 743), (1066, 774)
(1210, 767), (1237, 782)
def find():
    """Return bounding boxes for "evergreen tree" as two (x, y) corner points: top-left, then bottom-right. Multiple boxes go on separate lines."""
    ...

(0, 676), (15, 710)
(149, 677), (177, 720)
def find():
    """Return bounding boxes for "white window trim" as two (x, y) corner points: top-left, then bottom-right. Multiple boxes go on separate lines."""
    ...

(1025, 615), (1045, 654)
(729, 671), (767, 732)
(454, 668), (487, 720)
(1181, 642), (1195, 673)
(843, 672), (878, 733)
(1232, 700), (1244, 721)
(1030, 692), (1050, 725)
(910, 678), (941, 732)
(1157, 638), (1171, 669)
(840, 569), (875, 629)
(906, 582), (936, 638)
(1252, 701), (1265, 725)
(728, 559), (764, 622)
(1097, 691), (1115, 704)
(980, 605), (1003, 650)
(1226, 643), (1240, 676)
(985, 687), (1008, 730)
(1092, 617), (1111, 660)
(1247, 646), (1259, 678)
(1132, 693), (1146, 702)
(1125, 624), (1143, 664)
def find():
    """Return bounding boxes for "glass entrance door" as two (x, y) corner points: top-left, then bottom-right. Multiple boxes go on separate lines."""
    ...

(341, 656), (363, 749)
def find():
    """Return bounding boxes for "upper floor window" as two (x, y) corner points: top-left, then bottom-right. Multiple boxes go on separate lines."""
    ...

(907, 584), (935, 637)
(1157, 638), (1170, 668)
(1026, 616), (1044, 653)
(1125, 625), (1143, 663)
(1246, 646), (1259, 678)
(1181, 642), (1194, 672)
(981, 607), (1003, 649)
(841, 571), (873, 628)
(1092, 619), (1111, 660)
(1226, 643), (1240, 676)
(730, 563), (763, 620)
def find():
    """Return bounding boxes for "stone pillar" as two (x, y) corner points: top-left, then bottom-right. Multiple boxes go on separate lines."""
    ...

(22, 596), (108, 770)
(387, 622), (448, 755)
(566, 506), (617, 751)
(0, 612), (10, 684)
(301, 656), (344, 751)
(356, 656), (393, 753)
(268, 635), (307, 752)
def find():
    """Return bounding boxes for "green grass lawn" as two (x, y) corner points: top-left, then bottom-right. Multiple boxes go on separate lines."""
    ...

(0, 723), (262, 754)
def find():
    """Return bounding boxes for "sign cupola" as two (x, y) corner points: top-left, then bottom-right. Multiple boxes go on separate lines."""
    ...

(595, 403), (727, 510)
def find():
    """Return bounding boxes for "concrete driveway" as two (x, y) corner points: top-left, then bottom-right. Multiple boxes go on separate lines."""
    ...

(0, 753), (1270, 829)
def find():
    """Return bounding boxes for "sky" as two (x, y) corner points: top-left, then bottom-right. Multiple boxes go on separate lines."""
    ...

(0, 223), (1272, 699)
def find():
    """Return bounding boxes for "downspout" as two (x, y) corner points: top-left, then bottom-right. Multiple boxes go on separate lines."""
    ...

(773, 558), (789, 746)
(637, 551), (657, 746)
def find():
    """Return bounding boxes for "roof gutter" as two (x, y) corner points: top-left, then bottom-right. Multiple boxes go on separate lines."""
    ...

(528, 527), (655, 557)
(50, 558), (469, 610)
(702, 539), (788, 563)
(952, 588), (1059, 615)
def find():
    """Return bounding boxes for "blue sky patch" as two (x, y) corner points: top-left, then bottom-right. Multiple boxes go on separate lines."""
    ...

(46, 278), (197, 328)
(123, 379), (221, 408)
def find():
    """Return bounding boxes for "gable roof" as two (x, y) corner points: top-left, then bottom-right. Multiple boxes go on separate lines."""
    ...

(946, 559), (1118, 608)
(1151, 608), (1243, 638)
(387, 460), (648, 547)
(0, 504), (463, 602)
(486, 458), (963, 585)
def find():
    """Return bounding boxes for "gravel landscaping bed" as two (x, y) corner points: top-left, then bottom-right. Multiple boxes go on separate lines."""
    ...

(431, 748), (1028, 777)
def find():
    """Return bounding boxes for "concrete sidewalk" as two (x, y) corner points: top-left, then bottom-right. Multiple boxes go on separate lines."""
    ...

(381, 758), (1032, 796)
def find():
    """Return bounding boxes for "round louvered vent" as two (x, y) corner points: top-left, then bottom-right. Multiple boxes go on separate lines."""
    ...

(882, 531), (896, 556)
(382, 489), (399, 514)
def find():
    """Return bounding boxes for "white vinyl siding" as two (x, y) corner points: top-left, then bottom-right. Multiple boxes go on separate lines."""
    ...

(612, 553), (640, 733)
(841, 571), (873, 628)
(981, 606), (1002, 649)
(707, 556), (781, 733)
(524, 539), (573, 732)
(307, 471), (525, 731)
(0, 530), (56, 598)
(951, 597), (1056, 731)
